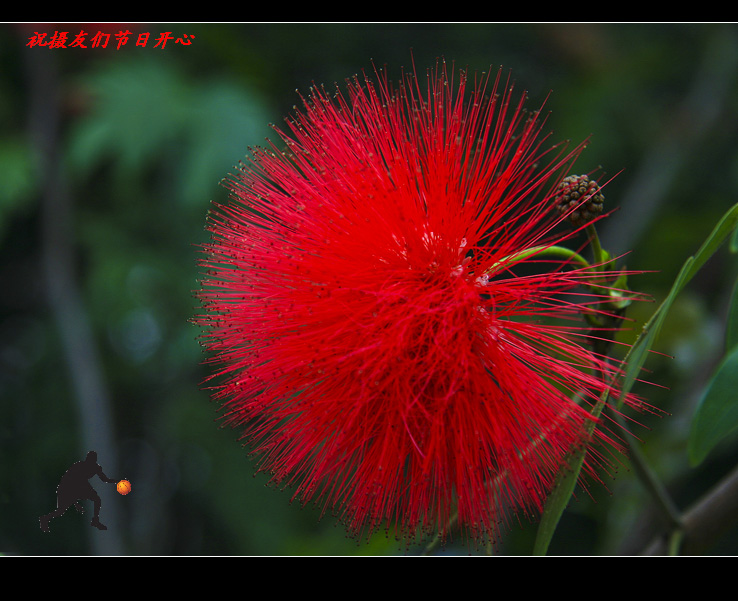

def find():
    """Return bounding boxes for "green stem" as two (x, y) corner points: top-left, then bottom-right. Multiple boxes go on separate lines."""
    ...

(667, 529), (684, 556)
(488, 244), (591, 273)
(607, 405), (684, 535)
(422, 511), (458, 555)
(586, 224), (606, 268)
(571, 225), (682, 552)
(585, 222), (684, 551)
(491, 242), (613, 326)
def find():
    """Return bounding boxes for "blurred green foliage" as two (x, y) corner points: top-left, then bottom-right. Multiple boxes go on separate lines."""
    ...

(2, 23), (738, 555)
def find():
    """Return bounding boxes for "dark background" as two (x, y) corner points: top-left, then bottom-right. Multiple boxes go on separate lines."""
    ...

(2, 22), (738, 555)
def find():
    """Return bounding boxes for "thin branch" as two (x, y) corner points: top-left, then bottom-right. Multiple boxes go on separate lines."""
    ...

(641, 464), (738, 555)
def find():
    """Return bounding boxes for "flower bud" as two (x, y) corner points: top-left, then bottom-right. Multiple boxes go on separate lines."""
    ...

(554, 174), (605, 227)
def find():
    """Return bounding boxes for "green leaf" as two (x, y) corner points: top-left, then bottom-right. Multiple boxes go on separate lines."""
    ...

(688, 344), (738, 466)
(727, 276), (738, 354)
(67, 58), (191, 178)
(0, 139), (36, 207)
(680, 203), (738, 289)
(535, 202), (738, 552)
(533, 448), (586, 556)
(619, 201), (738, 408)
(177, 80), (271, 207)
(618, 257), (694, 408)
(533, 394), (605, 556)
(0, 138), (36, 240)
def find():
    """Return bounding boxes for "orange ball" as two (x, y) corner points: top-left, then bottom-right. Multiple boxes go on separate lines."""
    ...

(117, 479), (131, 495)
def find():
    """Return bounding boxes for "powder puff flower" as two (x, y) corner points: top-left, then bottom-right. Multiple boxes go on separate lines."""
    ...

(196, 61), (640, 545)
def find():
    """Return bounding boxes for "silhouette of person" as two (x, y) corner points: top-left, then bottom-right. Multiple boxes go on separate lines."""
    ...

(39, 451), (118, 532)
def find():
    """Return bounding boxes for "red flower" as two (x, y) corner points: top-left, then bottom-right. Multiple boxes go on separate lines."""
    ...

(196, 62), (640, 545)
